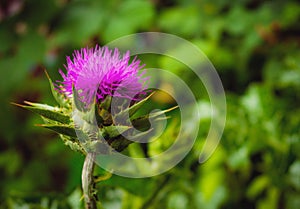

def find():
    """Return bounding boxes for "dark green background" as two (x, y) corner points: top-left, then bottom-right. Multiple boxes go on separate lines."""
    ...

(0, 0), (300, 208)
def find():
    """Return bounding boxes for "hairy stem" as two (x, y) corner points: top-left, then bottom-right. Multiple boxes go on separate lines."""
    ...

(82, 152), (97, 209)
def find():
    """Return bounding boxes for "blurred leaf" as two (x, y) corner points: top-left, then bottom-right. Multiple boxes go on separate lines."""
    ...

(100, 176), (155, 197)
(0, 24), (15, 53)
(286, 192), (300, 209)
(159, 6), (199, 37)
(67, 188), (82, 209)
(247, 175), (270, 199)
(167, 192), (188, 209)
(0, 150), (22, 176)
(226, 6), (253, 36)
(21, 0), (59, 28)
(257, 187), (279, 209)
(227, 146), (249, 170)
(288, 161), (300, 190)
(103, 0), (154, 42)
(280, 2), (300, 27)
(53, 1), (105, 45)
(0, 32), (46, 94)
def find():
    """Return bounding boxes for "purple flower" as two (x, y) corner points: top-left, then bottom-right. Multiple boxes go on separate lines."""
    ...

(58, 46), (148, 105)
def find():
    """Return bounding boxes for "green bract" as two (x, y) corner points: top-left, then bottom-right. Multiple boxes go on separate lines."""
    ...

(15, 71), (177, 155)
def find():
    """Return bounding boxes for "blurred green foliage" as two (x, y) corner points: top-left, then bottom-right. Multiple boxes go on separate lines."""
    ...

(1, 0), (300, 208)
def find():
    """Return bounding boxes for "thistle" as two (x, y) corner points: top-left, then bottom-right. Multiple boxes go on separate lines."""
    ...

(14, 46), (176, 209)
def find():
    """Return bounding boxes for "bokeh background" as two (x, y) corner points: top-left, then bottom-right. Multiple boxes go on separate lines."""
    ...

(1, 0), (300, 208)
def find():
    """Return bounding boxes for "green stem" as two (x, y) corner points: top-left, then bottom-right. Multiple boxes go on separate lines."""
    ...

(82, 152), (97, 209)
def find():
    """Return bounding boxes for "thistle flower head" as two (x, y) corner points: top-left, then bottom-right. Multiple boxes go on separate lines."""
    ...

(58, 45), (147, 106)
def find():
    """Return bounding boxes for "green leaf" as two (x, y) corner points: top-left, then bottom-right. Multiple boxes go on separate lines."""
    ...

(112, 93), (153, 121)
(60, 135), (85, 154)
(72, 85), (87, 112)
(38, 124), (77, 138)
(44, 70), (67, 107)
(102, 125), (132, 138)
(132, 106), (178, 131)
(129, 127), (154, 141)
(99, 95), (112, 111)
(82, 104), (97, 125)
(13, 101), (70, 124)
(108, 136), (132, 152)
(128, 92), (155, 118)
(72, 86), (98, 125)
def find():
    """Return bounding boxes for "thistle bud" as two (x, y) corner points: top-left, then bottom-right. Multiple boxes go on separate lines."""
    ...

(16, 46), (177, 154)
